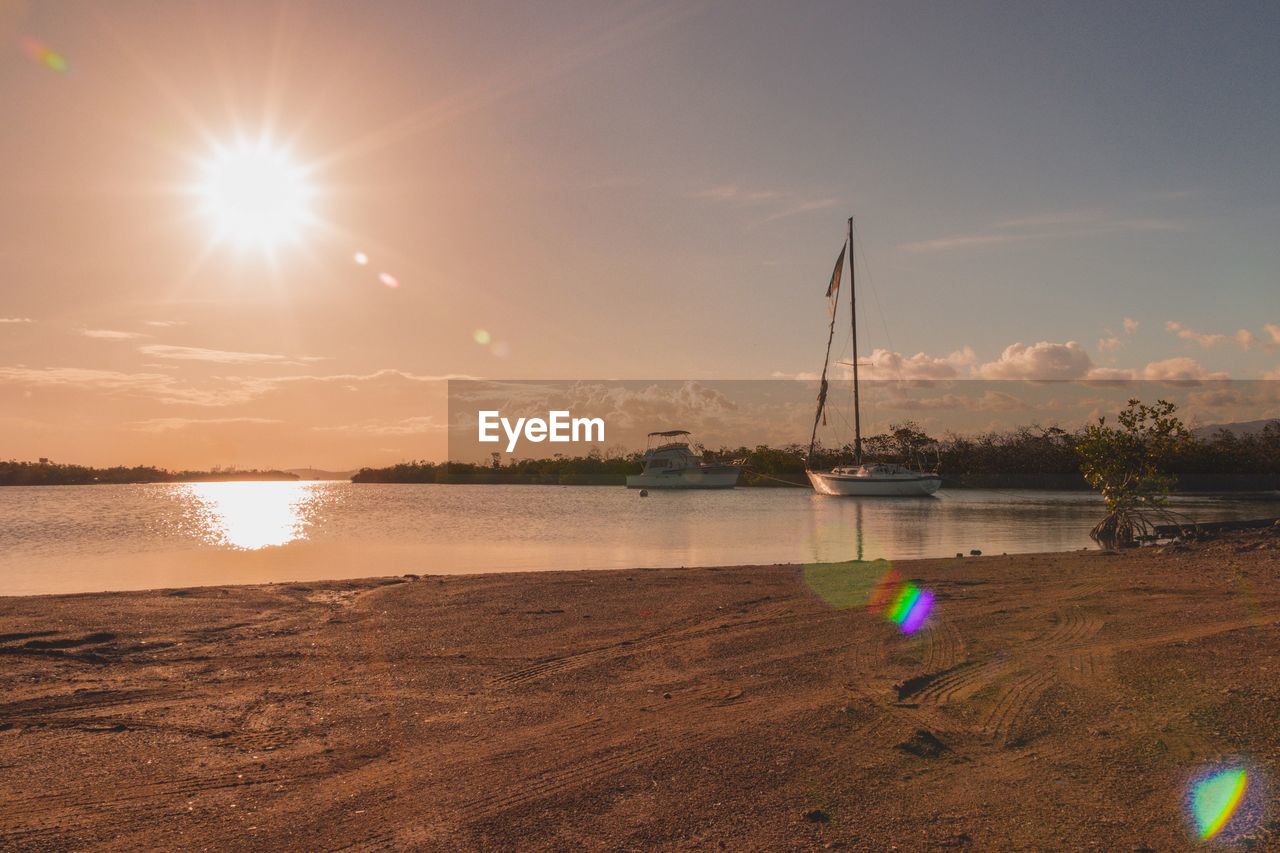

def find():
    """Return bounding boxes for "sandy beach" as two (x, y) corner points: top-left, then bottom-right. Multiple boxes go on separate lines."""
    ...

(2, 530), (1279, 850)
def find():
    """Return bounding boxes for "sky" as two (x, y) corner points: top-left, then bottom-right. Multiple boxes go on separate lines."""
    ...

(1, 0), (1278, 468)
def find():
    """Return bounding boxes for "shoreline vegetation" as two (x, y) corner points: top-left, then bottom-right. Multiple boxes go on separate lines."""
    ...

(5, 421), (1278, 490)
(352, 421), (1280, 491)
(0, 460), (299, 486)
(2, 528), (1278, 847)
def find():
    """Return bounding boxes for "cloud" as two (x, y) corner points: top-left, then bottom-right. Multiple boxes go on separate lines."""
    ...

(692, 185), (779, 204)
(1141, 357), (1228, 382)
(898, 209), (1184, 254)
(144, 320), (188, 328)
(881, 389), (1029, 413)
(1097, 336), (1122, 352)
(0, 317), (34, 324)
(130, 417), (283, 433)
(1085, 367), (1137, 381)
(137, 344), (326, 365)
(312, 416), (447, 436)
(1123, 317), (1139, 334)
(976, 341), (1093, 380)
(859, 346), (977, 380)
(0, 366), (257, 406)
(760, 197), (840, 223)
(82, 329), (147, 340)
(692, 183), (839, 223)
(1165, 321), (1255, 349)
(1265, 324), (1280, 348)
(898, 233), (1033, 253)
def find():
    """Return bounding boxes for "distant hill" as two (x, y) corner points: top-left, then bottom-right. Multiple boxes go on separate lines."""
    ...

(287, 468), (358, 481)
(1191, 418), (1280, 438)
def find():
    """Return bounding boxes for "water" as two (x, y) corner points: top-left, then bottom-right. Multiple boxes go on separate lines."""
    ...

(0, 482), (1275, 596)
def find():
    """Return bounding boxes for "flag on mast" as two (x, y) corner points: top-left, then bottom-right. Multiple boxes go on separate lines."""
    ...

(826, 241), (847, 298)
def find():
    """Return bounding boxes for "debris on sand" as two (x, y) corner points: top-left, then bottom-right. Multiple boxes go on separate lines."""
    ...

(896, 728), (950, 758)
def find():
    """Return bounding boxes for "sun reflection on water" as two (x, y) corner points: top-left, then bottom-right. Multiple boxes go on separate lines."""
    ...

(182, 481), (321, 550)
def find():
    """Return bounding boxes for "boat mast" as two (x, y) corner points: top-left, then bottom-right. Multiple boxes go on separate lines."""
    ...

(849, 216), (862, 465)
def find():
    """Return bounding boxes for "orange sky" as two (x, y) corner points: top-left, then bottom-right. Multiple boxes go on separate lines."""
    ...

(2, 1), (1278, 468)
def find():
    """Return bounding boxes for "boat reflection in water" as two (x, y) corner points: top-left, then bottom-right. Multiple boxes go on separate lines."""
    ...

(182, 481), (322, 550)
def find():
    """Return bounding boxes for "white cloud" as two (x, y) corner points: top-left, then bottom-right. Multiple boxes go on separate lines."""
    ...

(1142, 357), (1228, 382)
(761, 197), (840, 222)
(976, 341), (1093, 380)
(312, 416), (446, 436)
(144, 320), (188, 328)
(1085, 367), (1137, 381)
(130, 417), (283, 433)
(137, 344), (326, 365)
(860, 346), (977, 380)
(692, 185), (779, 204)
(82, 329), (147, 340)
(881, 389), (1029, 412)
(898, 211), (1184, 254)
(898, 233), (1033, 254)
(1123, 317), (1139, 334)
(0, 366), (247, 406)
(0, 317), (34, 324)
(692, 183), (839, 223)
(1165, 321), (1255, 349)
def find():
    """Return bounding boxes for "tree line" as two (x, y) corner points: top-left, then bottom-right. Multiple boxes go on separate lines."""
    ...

(351, 418), (1280, 490)
(0, 460), (299, 486)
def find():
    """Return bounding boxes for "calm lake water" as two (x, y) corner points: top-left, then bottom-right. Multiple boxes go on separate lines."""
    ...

(1, 482), (1276, 596)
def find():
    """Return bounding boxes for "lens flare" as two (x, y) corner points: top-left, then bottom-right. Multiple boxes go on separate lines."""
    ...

(884, 581), (934, 633)
(378, 272), (399, 288)
(802, 560), (890, 610)
(474, 329), (491, 345)
(23, 37), (67, 73)
(1191, 767), (1248, 840)
(353, 251), (368, 265)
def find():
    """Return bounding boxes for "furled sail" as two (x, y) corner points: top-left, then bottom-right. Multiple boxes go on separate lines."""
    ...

(808, 239), (849, 463)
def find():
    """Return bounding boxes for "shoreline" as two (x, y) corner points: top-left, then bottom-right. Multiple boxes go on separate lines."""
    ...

(2, 530), (1279, 847)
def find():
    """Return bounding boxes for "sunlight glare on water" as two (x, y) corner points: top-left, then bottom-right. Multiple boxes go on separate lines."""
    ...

(182, 481), (320, 550)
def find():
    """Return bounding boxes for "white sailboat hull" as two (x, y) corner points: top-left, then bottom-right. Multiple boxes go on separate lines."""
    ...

(626, 466), (740, 489)
(806, 469), (941, 497)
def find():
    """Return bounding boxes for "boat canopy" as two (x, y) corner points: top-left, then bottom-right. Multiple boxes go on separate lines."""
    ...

(647, 430), (691, 437)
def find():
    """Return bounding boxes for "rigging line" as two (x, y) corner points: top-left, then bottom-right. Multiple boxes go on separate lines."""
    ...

(740, 467), (808, 488)
(850, 219), (901, 384)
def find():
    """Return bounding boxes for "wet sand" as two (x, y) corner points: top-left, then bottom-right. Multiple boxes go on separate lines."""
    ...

(2, 530), (1279, 849)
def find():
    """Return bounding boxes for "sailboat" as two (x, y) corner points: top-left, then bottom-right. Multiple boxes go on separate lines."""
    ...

(805, 218), (942, 497)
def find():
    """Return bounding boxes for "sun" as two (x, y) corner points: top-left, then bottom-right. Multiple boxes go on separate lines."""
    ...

(195, 137), (316, 251)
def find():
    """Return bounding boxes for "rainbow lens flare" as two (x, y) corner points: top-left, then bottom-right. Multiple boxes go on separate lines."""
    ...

(885, 583), (933, 634)
(23, 37), (68, 73)
(1191, 767), (1247, 840)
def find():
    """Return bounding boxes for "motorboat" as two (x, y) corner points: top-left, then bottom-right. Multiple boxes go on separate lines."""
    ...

(626, 430), (741, 489)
